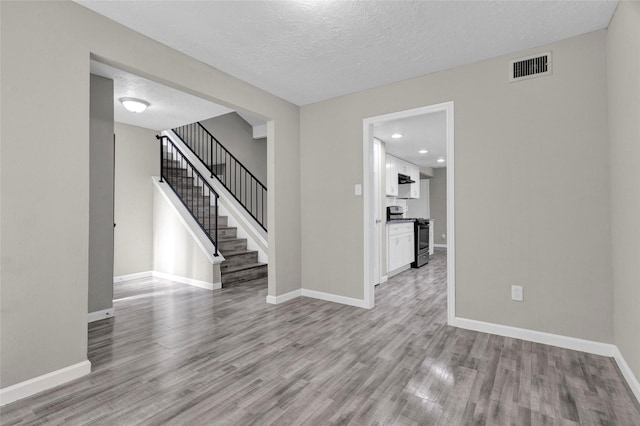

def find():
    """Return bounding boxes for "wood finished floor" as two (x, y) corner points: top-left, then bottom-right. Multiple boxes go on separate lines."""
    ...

(2, 249), (639, 425)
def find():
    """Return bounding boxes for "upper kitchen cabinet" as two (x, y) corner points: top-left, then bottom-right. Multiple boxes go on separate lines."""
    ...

(385, 155), (398, 196)
(394, 156), (420, 199)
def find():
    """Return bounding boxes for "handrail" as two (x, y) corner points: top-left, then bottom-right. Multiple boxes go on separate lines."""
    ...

(172, 122), (267, 231)
(195, 122), (266, 189)
(157, 135), (219, 257)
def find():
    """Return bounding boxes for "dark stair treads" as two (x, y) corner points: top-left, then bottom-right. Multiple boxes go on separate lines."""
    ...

(220, 250), (259, 272)
(216, 226), (237, 239)
(217, 238), (248, 252)
(221, 263), (268, 285)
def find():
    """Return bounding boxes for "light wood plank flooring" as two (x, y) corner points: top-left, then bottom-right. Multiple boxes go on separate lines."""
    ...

(1, 250), (639, 425)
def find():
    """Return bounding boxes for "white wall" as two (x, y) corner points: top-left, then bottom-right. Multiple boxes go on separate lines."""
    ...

(300, 30), (613, 344)
(152, 185), (218, 284)
(607, 0), (640, 386)
(113, 123), (159, 277)
(0, 1), (300, 390)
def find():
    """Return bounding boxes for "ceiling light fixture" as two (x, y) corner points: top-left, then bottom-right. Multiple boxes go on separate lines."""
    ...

(391, 133), (402, 139)
(120, 97), (149, 113)
(419, 149), (428, 154)
(437, 157), (445, 163)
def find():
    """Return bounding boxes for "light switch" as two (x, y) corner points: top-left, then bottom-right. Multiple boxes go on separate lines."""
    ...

(355, 184), (362, 196)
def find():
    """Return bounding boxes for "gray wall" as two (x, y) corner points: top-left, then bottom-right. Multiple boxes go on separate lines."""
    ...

(429, 169), (447, 246)
(607, 1), (640, 385)
(1, 1), (300, 389)
(88, 74), (115, 314)
(300, 30), (613, 344)
(200, 112), (267, 185)
(113, 123), (159, 277)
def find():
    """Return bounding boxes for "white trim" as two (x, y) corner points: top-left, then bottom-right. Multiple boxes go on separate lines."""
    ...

(87, 308), (114, 323)
(152, 271), (221, 291)
(0, 360), (91, 406)
(388, 264), (411, 278)
(266, 289), (302, 304)
(433, 244), (448, 248)
(113, 271), (221, 290)
(301, 289), (368, 309)
(362, 101), (455, 316)
(113, 271), (153, 283)
(612, 347), (640, 403)
(152, 177), (224, 265)
(451, 317), (616, 356)
(380, 275), (388, 284)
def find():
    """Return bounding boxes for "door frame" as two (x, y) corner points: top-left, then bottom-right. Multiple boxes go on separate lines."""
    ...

(362, 101), (455, 324)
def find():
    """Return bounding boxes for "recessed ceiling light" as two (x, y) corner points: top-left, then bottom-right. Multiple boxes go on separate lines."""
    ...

(419, 149), (428, 154)
(120, 97), (149, 113)
(437, 157), (445, 163)
(391, 133), (402, 139)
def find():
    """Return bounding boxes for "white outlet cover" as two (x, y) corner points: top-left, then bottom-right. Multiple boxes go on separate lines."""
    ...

(511, 285), (524, 302)
(355, 184), (362, 196)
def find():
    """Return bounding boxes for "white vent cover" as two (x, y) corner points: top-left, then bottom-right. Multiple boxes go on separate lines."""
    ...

(509, 52), (552, 82)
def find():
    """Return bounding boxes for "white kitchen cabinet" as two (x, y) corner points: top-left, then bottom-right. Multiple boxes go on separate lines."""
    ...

(409, 166), (420, 199)
(387, 222), (415, 273)
(397, 160), (420, 199)
(385, 155), (398, 196)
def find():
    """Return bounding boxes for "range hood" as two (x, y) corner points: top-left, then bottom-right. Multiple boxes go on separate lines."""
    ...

(398, 173), (415, 184)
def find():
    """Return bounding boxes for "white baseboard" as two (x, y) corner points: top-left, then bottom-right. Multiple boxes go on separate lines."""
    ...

(113, 271), (220, 290)
(266, 289), (302, 305)
(450, 317), (616, 357)
(113, 271), (153, 282)
(380, 275), (388, 284)
(612, 347), (640, 403)
(301, 289), (367, 309)
(0, 360), (91, 407)
(433, 244), (448, 248)
(152, 271), (221, 290)
(388, 264), (411, 278)
(87, 308), (114, 323)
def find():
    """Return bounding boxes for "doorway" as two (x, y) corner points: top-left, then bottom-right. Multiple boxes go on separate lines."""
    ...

(362, 101), (455, 323)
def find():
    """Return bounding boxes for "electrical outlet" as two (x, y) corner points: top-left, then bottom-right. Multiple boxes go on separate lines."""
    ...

(511, 285), (524, 302)
(442, 234), (446, 240)
(354, 184), (362, 196)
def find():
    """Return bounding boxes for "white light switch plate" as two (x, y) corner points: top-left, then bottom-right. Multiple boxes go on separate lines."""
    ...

(355, 184), (362, 196)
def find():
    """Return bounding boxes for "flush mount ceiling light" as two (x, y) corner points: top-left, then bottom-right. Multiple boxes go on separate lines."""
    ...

(437, 157), (446, 163)
(120, 97), (149, 113)
(419, 149), (428, 154)
(391, 133), (403, 139)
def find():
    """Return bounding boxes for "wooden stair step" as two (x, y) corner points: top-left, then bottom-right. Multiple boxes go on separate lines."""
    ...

(221, 263), (268, 285)
(220, 250), (259, 271)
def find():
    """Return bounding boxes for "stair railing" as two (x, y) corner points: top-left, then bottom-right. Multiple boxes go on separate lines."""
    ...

(157, 135), (219, 257)
(172, 122), (267, 231)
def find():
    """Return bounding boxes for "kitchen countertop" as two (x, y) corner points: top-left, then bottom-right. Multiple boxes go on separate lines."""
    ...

(387, 219), (416, 224)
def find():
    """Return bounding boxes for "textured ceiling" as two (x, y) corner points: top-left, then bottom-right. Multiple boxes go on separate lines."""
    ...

(77, 0), (617, 106)
(375, 111), (447, 169)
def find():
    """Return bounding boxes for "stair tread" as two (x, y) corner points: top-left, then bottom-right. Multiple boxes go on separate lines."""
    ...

(221, 249), (258, 257)
(222, 262), (267, 274)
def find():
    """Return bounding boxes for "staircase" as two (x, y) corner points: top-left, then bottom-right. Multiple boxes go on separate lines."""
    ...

(161, 138), (267, 286)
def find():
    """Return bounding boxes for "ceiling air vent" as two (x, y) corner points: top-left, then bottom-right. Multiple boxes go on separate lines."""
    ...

(509, 52), (552, 82)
